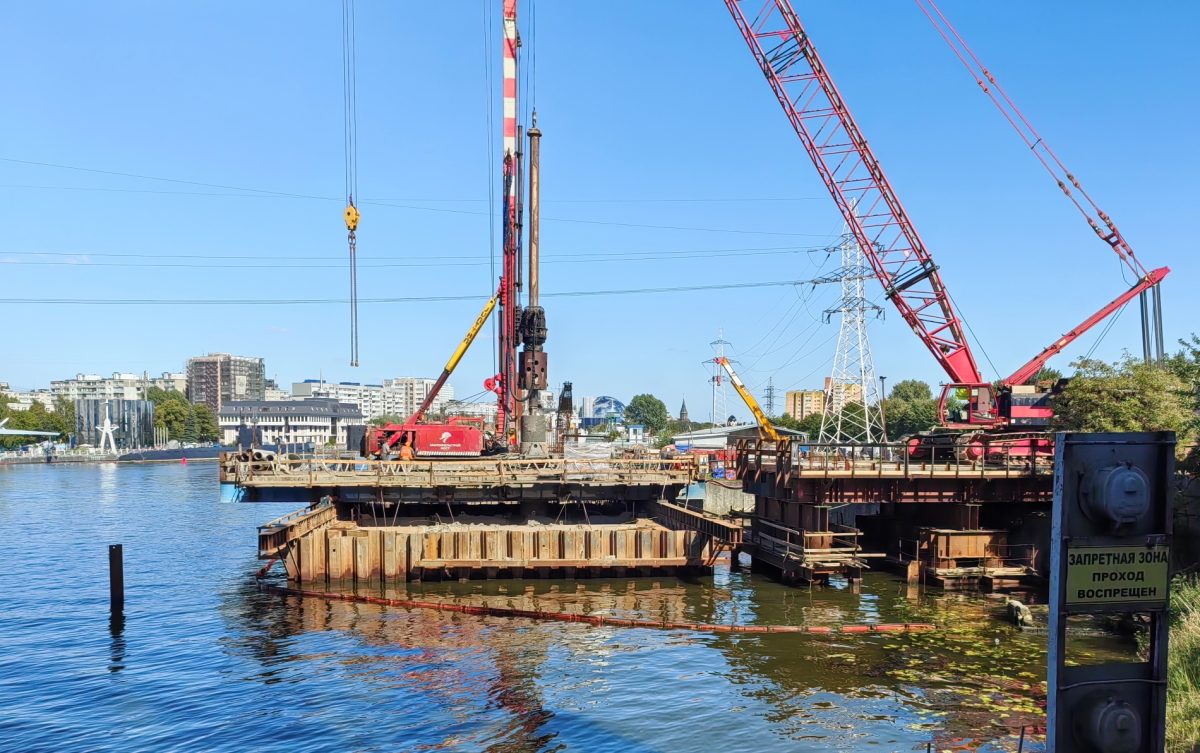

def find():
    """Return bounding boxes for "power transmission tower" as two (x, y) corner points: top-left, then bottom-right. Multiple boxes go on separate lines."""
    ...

(762, 377), (780, 417)
(706, 329), (733, 426)
(818, 230), (885, 446)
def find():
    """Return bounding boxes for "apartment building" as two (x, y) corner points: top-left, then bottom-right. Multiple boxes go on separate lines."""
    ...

(186, 354), (265, 411)
(51, 372), (187, 402)
(784, 390), (826, 419)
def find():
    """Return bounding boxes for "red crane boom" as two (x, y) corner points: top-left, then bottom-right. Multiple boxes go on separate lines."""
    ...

(725, 0), (1169, 444)
(1003, 266), (1168, 387)
(724, 0), (983, 387)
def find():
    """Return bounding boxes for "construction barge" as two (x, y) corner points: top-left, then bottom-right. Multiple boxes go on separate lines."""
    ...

(227, 435), (1054, 590)
(229, 452), (741, 583)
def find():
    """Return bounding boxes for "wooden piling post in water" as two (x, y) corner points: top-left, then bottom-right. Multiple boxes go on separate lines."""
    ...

(108, 544), (124, 614)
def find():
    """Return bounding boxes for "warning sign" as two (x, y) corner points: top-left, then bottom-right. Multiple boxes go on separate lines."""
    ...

(1065, 545), (1170, 605)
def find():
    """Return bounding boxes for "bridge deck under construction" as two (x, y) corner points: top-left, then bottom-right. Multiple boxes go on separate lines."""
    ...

(222, 454), (697, 502)
(230, 440), (1055, 589)
(734, 438), (1053, 588)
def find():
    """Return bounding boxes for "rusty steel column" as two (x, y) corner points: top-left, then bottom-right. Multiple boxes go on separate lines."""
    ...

(527, 121), (541, 308)
(109, 544), (124, 615)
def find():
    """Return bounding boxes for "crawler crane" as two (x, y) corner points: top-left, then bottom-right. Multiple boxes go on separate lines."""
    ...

(723, 1), (1169, 461)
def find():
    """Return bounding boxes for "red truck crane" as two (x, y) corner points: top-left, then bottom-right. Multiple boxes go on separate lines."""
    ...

(724, 1), (1169, 459)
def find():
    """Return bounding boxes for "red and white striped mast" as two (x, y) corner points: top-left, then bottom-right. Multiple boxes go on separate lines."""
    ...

(493, 0), (522, 444)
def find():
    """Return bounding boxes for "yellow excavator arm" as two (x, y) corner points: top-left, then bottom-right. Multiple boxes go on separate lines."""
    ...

(403, 293), (499, 425)
(714, 357), (781, 441)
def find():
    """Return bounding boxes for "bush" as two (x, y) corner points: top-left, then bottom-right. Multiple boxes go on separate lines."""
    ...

(1169, 575), (1200, 752)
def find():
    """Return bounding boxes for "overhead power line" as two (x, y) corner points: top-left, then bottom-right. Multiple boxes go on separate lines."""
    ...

(0, 244), (830, 269)
(0, 159), (832, 237)
(0, 183), (827, 204)
(0, 278), (817, 306)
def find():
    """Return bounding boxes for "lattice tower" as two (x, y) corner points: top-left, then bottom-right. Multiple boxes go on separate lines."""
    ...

(709, 330), (732, 426)
(763, 377), (780, 417)
(818, 232), (885, 445)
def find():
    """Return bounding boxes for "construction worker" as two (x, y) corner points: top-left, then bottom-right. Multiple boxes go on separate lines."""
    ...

(398, 436), (415, 461)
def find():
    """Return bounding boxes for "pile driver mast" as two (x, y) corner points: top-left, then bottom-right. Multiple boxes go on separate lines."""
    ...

(486, 0), (550, 454)
(723, 0), (1169, 443)
(489, 0), (523, 444)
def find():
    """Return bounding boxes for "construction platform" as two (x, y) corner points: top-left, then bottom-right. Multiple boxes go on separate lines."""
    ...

(232, 452), (731, 583)
(734, 438), (1052, 588)
(222, 454), (697, 503)
(232, 438), (1054, 590)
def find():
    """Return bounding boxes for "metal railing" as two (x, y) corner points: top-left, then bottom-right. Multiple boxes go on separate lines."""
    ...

(752, 518), (865, 565)
(227, 454), (699, 488)
(736, 437), (1054, 480)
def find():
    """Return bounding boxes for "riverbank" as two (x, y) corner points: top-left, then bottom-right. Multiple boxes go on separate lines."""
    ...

(1169, 575), (1200, 752)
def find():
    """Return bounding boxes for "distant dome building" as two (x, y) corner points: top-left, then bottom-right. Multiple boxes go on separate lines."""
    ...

(592, 396), (625, 420)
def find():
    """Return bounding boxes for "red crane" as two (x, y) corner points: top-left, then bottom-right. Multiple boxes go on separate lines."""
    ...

(723, 0), (1168, 454)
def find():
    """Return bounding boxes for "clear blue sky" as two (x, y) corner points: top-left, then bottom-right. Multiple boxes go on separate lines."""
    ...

(2, 1), (1196, 420)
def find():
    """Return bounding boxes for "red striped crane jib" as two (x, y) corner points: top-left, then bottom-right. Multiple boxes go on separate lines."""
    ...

(502, 0), (518, 166)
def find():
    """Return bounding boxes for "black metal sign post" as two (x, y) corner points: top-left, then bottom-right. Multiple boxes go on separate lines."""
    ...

(1049, 432), (1173, 752)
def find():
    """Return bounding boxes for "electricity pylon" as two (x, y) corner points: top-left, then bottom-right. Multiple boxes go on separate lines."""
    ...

(818, 230), (885, 445)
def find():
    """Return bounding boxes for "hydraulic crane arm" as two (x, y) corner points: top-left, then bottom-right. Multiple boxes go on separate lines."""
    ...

(1003, 267), (1170, 386)
(403, 293), (499, 427)
(714, 357), (781, 442)
(724, 0), (983, 387)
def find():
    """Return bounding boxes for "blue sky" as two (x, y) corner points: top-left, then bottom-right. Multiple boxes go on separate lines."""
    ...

(1, 1), (1196, 421)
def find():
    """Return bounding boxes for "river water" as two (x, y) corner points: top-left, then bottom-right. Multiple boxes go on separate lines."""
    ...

(0, 462), (1130, 752)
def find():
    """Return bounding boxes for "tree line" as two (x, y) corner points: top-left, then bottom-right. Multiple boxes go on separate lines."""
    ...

(145, 387), (220, 443)
(0, 396), (75, 449)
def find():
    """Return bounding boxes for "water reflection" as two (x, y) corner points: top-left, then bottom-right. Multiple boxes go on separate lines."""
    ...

(223, 567), (1135, 752)
(108, 613), (126, 673)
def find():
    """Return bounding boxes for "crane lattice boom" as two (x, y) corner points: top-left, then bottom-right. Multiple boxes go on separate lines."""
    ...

(724, 0), (983, 387)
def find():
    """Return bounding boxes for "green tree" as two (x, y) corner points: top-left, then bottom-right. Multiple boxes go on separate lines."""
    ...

(50, 396), (75, 438)
(147, 387), (192, 440)
(0, 399), (69, 448)
(772, 412), (823, 439)
(795, 412), (823, 439)
(879, 380), (940, 440)
(624, 394), (669, 435)
(181, 409), (199, 443)
(193, 404), (221, 443)
(883, 397), (940, 440)
(370, 414), (406, 427)
(1165, 334), (1200, 401)
(888, 379), (933, 402)
(1051, 357), (1196, 450)
(773, 412), (801, 431)
(1028, 367), (1063, 385)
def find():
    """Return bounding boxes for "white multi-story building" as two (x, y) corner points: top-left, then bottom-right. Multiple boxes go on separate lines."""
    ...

(381, 377), (454, 419)
(292, 380), (388, 420)
(218, 398), (363, 447)
(289, 377), (456, 422)
(51, 372), (187, 401)
(0, 383), (55, 411)
(579, 396), (597, 420)
(444, 400), (498, 425)
(264, 379), (291, 402)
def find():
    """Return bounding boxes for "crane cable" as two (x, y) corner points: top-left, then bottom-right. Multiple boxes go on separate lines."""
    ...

(342, 0), (361, 367)
(915, 0), (1147, 279)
